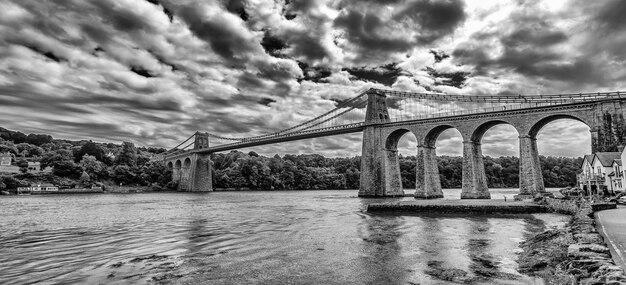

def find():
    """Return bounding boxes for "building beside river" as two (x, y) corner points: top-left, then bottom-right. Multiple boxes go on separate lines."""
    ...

(17, 183), (59, 192)
(578, 151), (624, 193)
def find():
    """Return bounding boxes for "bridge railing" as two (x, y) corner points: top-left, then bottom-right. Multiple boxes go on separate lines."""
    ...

(205, 122), (366, 150)
(378, 97), (611, 124)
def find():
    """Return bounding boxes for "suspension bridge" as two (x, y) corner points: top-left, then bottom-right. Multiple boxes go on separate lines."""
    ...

(163, 88), (626, 198)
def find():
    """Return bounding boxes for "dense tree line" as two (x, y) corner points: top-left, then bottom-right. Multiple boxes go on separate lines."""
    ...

(0, 127), (583, 191)
(0, 128), (172, 191)
(212, 151), (582, 190)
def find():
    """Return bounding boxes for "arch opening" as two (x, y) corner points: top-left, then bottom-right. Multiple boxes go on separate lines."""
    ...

(174, 160), (182, 169)
(475, 122), (520, 189)
(385, 128), (417, 190)
(529, 114), (589, 138)
(385, 129), (411, 150)
(535, 118), (592, 191)
(183, 157), (192, 168)
(167, 161), (173, 169)
(431, 127), (463, 189)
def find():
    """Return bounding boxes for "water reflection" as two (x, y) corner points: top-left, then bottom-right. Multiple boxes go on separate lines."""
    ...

(358, 215), (407, 284)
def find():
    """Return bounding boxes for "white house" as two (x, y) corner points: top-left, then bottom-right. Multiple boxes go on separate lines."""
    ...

(577, 152), (621, 194)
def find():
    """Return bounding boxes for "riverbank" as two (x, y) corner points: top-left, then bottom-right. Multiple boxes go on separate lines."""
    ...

(518, 198), (626, 284)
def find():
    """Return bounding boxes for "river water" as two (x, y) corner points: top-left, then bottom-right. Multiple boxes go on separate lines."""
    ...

(0, 189), (567, 285)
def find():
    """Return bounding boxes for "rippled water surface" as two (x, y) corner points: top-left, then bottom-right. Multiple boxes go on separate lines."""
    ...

(0, 189), (567, 284)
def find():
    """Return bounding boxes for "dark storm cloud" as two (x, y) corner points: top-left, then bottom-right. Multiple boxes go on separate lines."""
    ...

(571, 0), (626, 61)
(297, 61), (331, 83)
(89, 1), (158, 33)
(23, 45), (65, 63)
(224, 0), (249, 21)
(261, 32), (288, 58)
(345, 63), (407, 86)
(130, 66), (155, 78)
(285, 33), (330, 61)
(333, 0), (466, 61)
(452, 6), (606, 85)
(594, 0), (626, 32)
(81, 23), (111, 44)
(258, 98), (276, 106)
(176, 4), (259, 63)
(277, 1), (335, 61)
(395, 0), (467, 43)
(238, 72), (267, 90)
(333, 10), (413, 53)
(425, 67), (469, 88)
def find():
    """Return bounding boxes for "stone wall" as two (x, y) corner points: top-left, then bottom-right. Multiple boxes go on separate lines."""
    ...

(530, 198), (625, 283)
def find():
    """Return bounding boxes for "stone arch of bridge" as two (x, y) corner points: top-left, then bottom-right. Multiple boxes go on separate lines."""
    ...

(173, 159), (182, 184)
(167, 161), (173, 169)
(183, 157), (191, 169)
(385, 128), (417, 150)
(470, 120), (519, 143)
(527, 114), (589, 138)
(423, 125), (458, 148)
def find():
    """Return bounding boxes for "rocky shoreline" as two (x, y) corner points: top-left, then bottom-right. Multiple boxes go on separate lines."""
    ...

(518, 198), (625, 284)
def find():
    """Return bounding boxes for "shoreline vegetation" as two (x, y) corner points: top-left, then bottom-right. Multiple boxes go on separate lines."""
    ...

(0, 126), (583, 194)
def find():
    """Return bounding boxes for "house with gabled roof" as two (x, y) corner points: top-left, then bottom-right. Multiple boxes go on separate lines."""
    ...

(577, 152), (621, 194)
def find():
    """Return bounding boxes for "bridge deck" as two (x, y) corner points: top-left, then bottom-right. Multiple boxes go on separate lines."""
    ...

(165, 98), (616, 159)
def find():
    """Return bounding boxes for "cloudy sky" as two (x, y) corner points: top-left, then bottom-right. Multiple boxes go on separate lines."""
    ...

(0, 0), (624, 157)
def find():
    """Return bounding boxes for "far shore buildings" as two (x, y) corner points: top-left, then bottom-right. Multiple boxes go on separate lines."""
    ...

(577, 150), (624, 194)
(0, 152), (52, 174)
(17, 183), (59, 192)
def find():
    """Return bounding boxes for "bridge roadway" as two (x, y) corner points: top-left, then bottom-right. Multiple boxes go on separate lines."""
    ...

(182, 98), (603, 156)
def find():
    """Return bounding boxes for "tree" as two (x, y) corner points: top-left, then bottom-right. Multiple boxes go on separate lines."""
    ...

(16, 158), (29, 173)
(116, 142), (138, 167)
(25, 133), (53, 146)
(0, 175), (26, 189)
(0, 144), (19, 155)
(74, 141), (105, 162)
(80, 171), (91, 185)
(140, 161), (172, 186)
(112, 165), (138, 185)
(16, 143), (44, 157)
(52, 160), (82, 178)
(80, 154), (107, 181)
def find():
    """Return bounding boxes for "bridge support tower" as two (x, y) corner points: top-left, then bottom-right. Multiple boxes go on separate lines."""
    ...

(166, 132), (213, 192)
(359, 90), (404, 197)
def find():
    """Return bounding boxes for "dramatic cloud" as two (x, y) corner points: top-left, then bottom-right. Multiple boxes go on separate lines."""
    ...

(0, 0), (622, 158)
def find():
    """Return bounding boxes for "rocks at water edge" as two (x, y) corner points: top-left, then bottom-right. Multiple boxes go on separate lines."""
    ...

(519, 198), (626, 284)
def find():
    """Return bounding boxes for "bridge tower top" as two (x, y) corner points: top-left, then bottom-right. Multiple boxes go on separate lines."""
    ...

(194, 132), (209, 149)
(365, 89), (390, 124)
